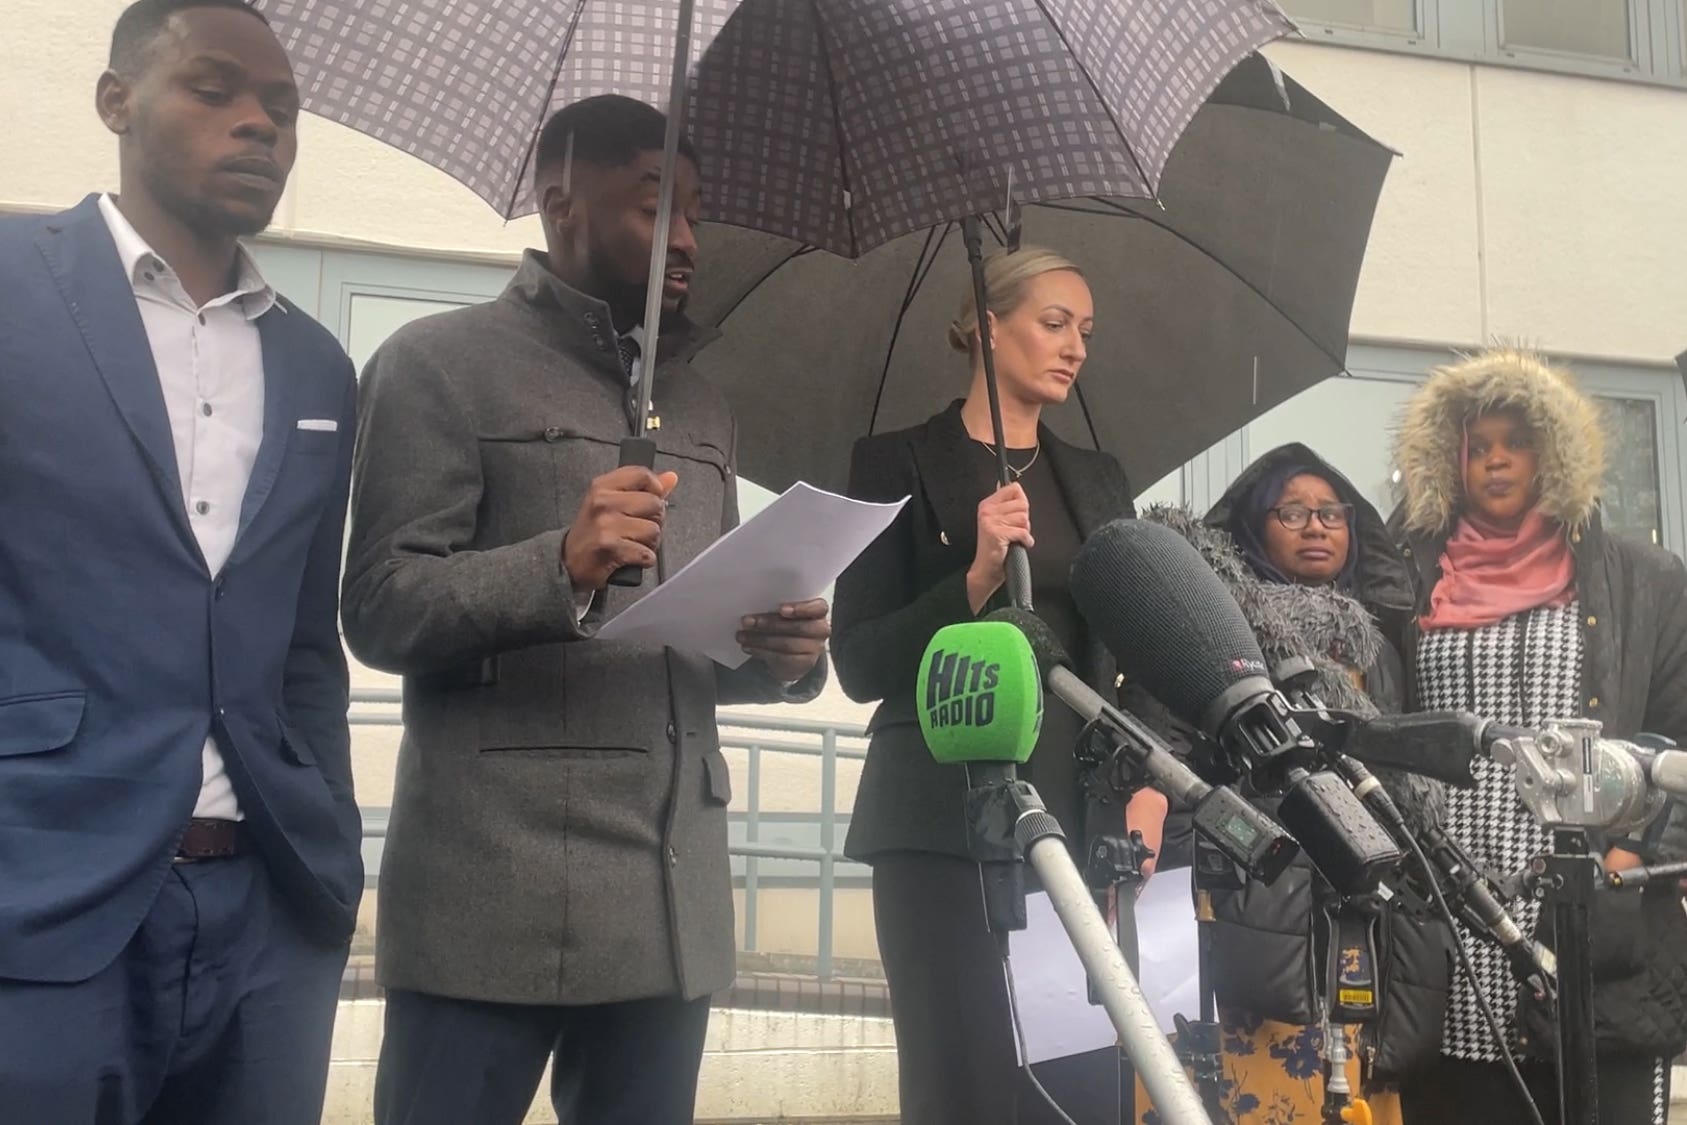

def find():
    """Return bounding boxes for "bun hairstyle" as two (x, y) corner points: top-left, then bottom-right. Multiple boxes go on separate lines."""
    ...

(947, 246), (1084, 355)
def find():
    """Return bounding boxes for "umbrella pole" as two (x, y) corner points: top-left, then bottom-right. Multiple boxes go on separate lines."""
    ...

(961, 214), (1033, 611)
(609, 0), (697, 589)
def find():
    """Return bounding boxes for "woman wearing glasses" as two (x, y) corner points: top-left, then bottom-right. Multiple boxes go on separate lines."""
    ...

(1136, 443), (1450, 1125)
(1392, 349), (1687, 1123)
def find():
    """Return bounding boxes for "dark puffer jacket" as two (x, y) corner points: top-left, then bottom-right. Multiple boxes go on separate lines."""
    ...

(1146, 443), (1455, 1083)
(1391, 348), (1687, 1059)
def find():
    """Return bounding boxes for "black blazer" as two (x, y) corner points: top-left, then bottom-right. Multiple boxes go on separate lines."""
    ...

(831, 402), (1138, 862)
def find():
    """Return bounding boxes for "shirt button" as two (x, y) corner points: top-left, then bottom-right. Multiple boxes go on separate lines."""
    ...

(197, 314), (207, 326)
(195, 500), (210, 515)
(143, 271), (156, 282)
(201, 402), (213, 417)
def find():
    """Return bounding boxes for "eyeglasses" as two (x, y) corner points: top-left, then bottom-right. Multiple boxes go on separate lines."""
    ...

(1268, 503), (1354, 531)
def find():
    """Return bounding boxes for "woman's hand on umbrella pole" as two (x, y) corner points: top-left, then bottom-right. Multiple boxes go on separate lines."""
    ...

(967, 482), (1033, 614)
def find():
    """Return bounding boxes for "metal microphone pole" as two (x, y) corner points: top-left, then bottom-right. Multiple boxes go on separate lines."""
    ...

(1008, 790), (1216, 1125)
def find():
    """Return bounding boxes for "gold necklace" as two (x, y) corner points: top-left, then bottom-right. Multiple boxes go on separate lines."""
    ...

(976, 438), (1041, 479)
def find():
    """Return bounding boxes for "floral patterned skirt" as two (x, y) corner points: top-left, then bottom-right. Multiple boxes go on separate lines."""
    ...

(1134, 1009), (1404, 1125)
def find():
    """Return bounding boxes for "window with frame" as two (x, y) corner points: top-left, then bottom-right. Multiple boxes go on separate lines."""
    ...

(1498, 0), (1634, 60)
(1280, 0), (1417, 32)
(1597, 396), (1664, 547)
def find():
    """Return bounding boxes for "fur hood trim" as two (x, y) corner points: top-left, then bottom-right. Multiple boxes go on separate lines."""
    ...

(1393, 348), (1606, 536)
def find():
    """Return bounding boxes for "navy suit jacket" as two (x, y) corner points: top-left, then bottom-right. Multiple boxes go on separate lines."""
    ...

(0, 196), (363, 982)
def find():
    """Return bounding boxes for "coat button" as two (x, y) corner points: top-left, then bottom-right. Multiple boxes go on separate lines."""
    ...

(1588, 697), (1601, 710)
(940, 531), (950, 546)
(668, 845), (678, 868)
(666, 721), (678, 743)
(214, 578), (226, 600)
(1586, 615), (1597, 627)
(543, 426), (563, 442)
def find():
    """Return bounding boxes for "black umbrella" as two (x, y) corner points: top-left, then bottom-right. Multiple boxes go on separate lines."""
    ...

(686, 55), (1396, 497)
(263, 0), (1296, 604)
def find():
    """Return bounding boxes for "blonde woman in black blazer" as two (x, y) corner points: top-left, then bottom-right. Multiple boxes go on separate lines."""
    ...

(832, 247), (1170, 1125)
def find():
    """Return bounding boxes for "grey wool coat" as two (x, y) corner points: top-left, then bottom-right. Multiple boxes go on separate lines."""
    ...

(342, 251), (823, 1007)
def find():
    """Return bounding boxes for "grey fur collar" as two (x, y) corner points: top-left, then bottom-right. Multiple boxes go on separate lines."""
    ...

(1143, 505), (1381, 717)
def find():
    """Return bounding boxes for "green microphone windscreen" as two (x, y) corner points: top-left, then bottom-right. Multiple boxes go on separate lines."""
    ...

(918, 620), (1043, 766)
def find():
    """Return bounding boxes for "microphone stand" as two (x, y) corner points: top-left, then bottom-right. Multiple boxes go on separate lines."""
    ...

(964, 767), (1214, 1125)
(1520, 831), (1602, 1125)
(1086, 832), (1154, 1125)
(1179, 840), (1236, 1123)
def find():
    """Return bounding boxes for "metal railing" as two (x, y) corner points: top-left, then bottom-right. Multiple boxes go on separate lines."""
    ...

(348, 689), (870, 982)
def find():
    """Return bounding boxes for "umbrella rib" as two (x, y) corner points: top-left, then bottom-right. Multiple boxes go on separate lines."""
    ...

(503, 0), (592, 219)
(1025, 0), (1159, 203)
(1073, 383), (1102, 451)
(1086, 197), (1351, 373)
(809, 0), (861, 258)
(909, 222), (954, 305)
(868, 226), (946, 435)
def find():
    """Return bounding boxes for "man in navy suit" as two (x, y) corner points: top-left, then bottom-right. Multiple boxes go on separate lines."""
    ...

(0, 1), (362, 1121)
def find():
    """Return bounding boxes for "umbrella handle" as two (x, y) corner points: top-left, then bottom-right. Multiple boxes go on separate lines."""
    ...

(1005, 544), (1033, 611)
(607, 436), (660, 588)
(962, 214), (1034, 613)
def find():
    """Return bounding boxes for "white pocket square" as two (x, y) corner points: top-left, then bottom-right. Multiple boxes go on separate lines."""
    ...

(296, 419), (339, 432)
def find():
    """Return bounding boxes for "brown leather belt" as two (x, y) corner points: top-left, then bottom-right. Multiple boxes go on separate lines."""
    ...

(174, 818), (243, 862)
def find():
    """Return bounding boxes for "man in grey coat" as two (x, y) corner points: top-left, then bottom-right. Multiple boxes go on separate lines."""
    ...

(343, 95), (830, 1125)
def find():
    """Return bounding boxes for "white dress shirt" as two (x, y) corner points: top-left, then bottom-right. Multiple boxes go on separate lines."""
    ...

(99, 194), (278, 822)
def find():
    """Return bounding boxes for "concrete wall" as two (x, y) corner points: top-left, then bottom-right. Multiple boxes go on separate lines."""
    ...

(4, 5), (1685, 365)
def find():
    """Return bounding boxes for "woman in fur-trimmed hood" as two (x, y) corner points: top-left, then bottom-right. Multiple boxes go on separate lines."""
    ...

(1133, 444), (1451, 1125)
(1391, 347), (1687, 1124)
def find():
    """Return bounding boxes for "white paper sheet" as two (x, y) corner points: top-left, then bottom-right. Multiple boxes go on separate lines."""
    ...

(594, 481), (906, 666)
(1007, 869), (1201, 1065)
(1008, 890), (1120, 1065)
(1135, 867), (1201, 1034)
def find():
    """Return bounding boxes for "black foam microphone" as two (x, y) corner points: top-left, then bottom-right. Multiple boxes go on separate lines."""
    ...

(1070, 519), (1403, 895)
(985, 606), (1298, 885)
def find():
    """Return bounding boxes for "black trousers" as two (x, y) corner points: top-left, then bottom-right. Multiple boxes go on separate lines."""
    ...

(874, 850), (1131, 1125)
(1399, 1053), (1670, 1125)
(374, 986), (712, 1125)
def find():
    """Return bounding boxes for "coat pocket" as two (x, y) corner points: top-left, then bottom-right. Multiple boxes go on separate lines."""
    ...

(703, 747), (732, 806)
(0, 691), (86, 758)
(277, 714), (315, 767)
